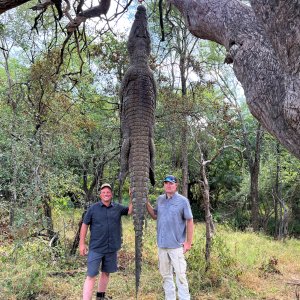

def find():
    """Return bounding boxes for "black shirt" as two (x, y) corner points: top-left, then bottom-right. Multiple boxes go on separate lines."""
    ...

(83, 201), (129, 253)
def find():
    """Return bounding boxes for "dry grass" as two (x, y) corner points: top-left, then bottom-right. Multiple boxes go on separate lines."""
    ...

(1, 211), (300, 299)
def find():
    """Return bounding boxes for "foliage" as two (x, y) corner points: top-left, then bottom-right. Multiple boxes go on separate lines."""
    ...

(258, 256), (281, 278)
(187, 226), (240, 295)
(0, 0), (299, 257)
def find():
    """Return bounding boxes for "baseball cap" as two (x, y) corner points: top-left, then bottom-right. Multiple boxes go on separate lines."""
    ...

(163, 175), (177, 183)
(100, 183), (112, 190)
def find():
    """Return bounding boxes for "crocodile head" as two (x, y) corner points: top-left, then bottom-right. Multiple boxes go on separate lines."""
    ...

(127, 5), (151, 65)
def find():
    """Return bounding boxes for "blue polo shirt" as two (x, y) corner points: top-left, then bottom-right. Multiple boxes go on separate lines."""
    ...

(154, 192), (193, 249)
(83, 201), (129, 253)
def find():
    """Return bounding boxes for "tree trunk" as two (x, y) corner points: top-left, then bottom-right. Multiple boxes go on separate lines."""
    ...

(181, 119), (188, 197)
(82, 161), (101, 204)
(169, 0), (300, 160)
(290, 191), (300, 238)
(178, 24), (190, 198)
(200, 161), (215, 269)
(249, 124), (264, 231)
(274, 142), (280, 238)
(9, 136), (17, 226)
(43, 196), (54, 237)
(274, 145), (289, 240)
(70, 209), (87, 255)
(278, 198), (289, 240)
(1, 39), (18, 226)
(249, 162), (260, 231)
(33, 123), (55, 238)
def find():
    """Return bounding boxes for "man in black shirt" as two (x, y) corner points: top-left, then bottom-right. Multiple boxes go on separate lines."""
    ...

(79, 183), (132, 300)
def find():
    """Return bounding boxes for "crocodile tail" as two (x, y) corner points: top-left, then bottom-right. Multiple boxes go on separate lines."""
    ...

(135, 228), (143, 296)
(131, 181), (147, 296)
(130, 165), (149, 294)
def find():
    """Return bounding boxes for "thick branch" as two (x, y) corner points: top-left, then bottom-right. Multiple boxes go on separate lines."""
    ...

(66, 0), (111, 33)
(0, 0), (31, 14)
(30, 0), (63, 19)
(79, 0), (110, 18)
(31, 0), (52, 11)
(168, 0), (258, 49)
(169, 0), (300, 159)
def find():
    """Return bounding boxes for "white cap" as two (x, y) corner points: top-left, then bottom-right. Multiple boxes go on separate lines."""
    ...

(100, 183), (112, 190)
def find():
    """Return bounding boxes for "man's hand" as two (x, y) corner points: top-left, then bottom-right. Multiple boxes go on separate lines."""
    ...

(128, 187), (133, 215)
(183, 241), (192, 254)
(184, 219), (194, 254)
(146, 200), (157, 220)
(79, 243), (88, 256)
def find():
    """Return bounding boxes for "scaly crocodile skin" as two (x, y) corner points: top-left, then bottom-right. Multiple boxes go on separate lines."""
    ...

(119, 5), (156, 296)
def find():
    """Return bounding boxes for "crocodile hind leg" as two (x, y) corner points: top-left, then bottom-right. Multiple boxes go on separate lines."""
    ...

(149, 137), (155, 186)
(118, 137), (130, 202)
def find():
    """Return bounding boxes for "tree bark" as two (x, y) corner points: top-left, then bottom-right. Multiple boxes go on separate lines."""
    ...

(192, 135), (216, 268)
(200, 161), (215, 268)
(169, 0), (300, 159)
(181, 122), (188, 197)
(278, 197), (289, 239)
(273, 144), (288, 239)
(70, 209), (86, 255)
(0, 0), (31, 14)
(273, 143), (289, 239)
(43, 196), (54, 237)
(249, 123), (263, 231)
(274, 142), (280, 238)
(180, 60), (188, 197)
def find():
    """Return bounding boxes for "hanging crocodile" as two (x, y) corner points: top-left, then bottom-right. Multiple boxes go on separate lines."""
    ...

(119, 5), (156, 296)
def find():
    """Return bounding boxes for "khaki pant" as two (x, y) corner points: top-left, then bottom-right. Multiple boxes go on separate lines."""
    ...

(158, 247), (190, 300)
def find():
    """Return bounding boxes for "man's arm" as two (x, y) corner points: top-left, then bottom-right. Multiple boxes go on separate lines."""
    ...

(128, 198), (133, 215)
(146, 201), (157, 220)
(79, 223), (89, 256)
(183, 218), (194, 253)
(128, 187), (133, 215)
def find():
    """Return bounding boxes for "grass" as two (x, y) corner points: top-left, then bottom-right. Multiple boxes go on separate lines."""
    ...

(1, 209), (300, 299)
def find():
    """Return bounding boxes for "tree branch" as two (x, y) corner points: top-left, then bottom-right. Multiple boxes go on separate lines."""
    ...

(204, 144), (244, 166)
(169, 0), (300, 159)
(66, 0), (111, 33)
(0, 0), (31, 14)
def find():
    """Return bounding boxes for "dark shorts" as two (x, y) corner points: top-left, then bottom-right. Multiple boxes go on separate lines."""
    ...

(87, 250), (118, 277)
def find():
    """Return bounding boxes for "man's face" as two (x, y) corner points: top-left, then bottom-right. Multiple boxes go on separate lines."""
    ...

(164, 181), (177, 195)
(100, 187), (113, 204)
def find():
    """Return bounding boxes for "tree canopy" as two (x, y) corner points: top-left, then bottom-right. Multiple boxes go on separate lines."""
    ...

(1, 0), (300, 236)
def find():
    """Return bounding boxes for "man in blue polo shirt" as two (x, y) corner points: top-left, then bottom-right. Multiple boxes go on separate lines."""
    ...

(146, 175), (194, 300)
(79, 183), (132, 300)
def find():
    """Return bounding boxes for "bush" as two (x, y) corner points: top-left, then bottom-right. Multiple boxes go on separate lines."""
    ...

(187, 226), (244, 297)
(1, 243), (47, 299)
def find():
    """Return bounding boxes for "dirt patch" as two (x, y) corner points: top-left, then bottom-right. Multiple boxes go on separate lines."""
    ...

(239, 270), (297, 300)
(118, 249), (135, 271)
